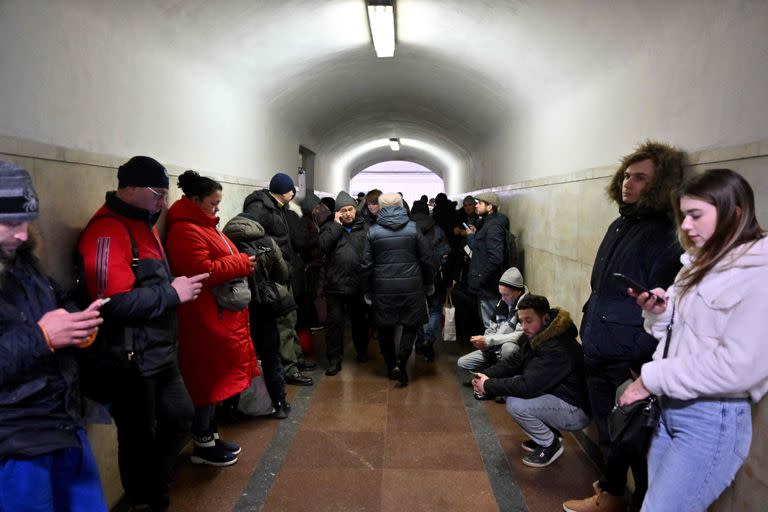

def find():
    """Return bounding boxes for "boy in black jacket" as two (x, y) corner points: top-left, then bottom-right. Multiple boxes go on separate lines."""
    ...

(472, 294), (589, 468)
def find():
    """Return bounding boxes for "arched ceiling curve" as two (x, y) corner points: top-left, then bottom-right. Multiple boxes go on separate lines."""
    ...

(95, 0), (709, 190)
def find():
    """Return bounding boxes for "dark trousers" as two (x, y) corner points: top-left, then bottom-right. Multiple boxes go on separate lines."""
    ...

(191, 404), (216, 440)
(250, 304), (287, 407)
(452, 287), (483, 344)
(587, 360), (648, 506)
(378, 324), (419, 370)
(326, 293), (369, 363)
(109, 365), (193, 510)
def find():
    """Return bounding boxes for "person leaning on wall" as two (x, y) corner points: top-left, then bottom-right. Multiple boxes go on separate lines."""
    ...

(0, 162), (108, 512)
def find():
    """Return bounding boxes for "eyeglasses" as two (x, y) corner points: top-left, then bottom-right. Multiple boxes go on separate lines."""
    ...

(146, 187), (168, 200)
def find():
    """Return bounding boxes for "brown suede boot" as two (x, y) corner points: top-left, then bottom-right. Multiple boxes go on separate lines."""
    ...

(562, 489), (625, 512)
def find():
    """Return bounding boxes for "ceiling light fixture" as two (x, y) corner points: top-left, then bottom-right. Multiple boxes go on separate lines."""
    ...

(389, 138), (400, 151)
(367, 1), (395, 58)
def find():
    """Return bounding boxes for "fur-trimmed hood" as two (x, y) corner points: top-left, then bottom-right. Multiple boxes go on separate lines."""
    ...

(528, 308), (577, 350)
(605, 140), (685, 214)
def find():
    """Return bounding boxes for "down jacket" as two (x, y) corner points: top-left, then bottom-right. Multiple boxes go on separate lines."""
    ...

(483, 308), (590, 412)
(0, 247), (83, 458)
(319, 214), (368, 295)
(361, 205), (433, 327)
(165, 196), (258, 406)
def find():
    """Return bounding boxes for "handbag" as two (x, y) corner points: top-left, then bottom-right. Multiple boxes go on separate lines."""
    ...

(442, 287), (457, 342)
(237, 360), (275, 416)
(608, 305), (675, 449)
(210, 230), (251, 311)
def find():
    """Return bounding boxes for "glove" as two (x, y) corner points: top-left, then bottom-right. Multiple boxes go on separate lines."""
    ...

(424, 284), (435, 297)
(364, 294), (373, 306)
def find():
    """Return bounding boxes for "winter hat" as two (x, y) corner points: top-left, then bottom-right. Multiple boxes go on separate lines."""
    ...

(269, 172), (294, 195)
(435, 192), (449, 205)
(335, 191), (357, 211)
(378, 193), (403, 208)
(299, 192), (321, 212)
(499, 267), (524, 289)
(474, 192), (499, 206)
(117, 156), (169, 189)
(411, 200), (429, 216)
(0, 161), (39, 222)
(462, 195), (476, 206)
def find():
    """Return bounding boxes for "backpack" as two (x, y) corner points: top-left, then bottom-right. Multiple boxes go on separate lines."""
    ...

(248, 243), (279, 305)
(504, 230), (519, 269)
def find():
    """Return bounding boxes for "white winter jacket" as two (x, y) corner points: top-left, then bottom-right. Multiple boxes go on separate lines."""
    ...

(641, 236), (768, 402)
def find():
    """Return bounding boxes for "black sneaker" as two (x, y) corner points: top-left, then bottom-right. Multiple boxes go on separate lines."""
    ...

(213, 433), (241, 455)
(272, 401), (291, 420)
(521, 435), (563, 453)
(191, 443), (238, 467)
(521, 437), (563, 467)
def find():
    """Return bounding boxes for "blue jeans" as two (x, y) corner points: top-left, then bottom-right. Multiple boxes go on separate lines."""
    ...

(421, 292), (443, 344)
(641, 398), (751, 512)
(506, 394), (590, 447)
(0, 429), (107, 512)
(457, 343), (519, 371)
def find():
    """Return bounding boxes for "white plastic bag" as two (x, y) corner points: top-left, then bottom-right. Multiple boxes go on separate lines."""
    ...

(442, 290), (456, 342)
(237, 360), (274, 416)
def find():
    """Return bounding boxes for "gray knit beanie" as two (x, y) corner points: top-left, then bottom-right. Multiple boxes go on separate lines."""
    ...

(335, 191), (357, 211)
(0, 161), (39, 223)
(499, 267), (524, 289)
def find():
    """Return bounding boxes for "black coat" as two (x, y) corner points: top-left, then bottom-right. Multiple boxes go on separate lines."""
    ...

(483, 309), (590, 413)
(243, 189), (295, 278)
(0, 248), (83, 458)
(468, 211), (510, 298)
(580, 210), (682, 367)
(412, 212), (451, 286)
(319, 215), (367, 295)
(361, 206), (434, 327)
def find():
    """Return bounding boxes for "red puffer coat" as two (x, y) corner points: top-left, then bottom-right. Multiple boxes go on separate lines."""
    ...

(165, 196), (258, 406)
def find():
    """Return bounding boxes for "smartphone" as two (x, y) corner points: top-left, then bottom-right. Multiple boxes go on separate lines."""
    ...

(462, 222), (470, 230)
(469, 371), (482, 379)
(611, 273), (663, 303)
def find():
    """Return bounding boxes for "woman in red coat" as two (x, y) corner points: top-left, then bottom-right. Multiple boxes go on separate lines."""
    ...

(165, 170), (258, 467)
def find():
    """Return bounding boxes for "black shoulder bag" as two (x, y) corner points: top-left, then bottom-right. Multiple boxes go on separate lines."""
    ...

(608, 305), (675, 452)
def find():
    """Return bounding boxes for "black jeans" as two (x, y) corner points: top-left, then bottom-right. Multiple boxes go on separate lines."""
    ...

(250, 303), (286, 407)
(325, 293), (369, 363)
(378, 324), (419, 370)
(586, 360), (648, 505)
(109, 364), (193, 510)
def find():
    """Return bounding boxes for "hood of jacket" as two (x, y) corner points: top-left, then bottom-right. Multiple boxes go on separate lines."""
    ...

(411, 212), (436, 234)
(243, 188), (279, 212)
(683, 235), (768, 274)
(528, 308), (577, 350)
(377, 205), (410, 230)
(605, 140), (684, 215)
(221, 213), (266, 242)
(165, 195), (218, 228)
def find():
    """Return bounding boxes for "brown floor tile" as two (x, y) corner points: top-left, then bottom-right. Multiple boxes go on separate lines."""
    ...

(169, 418), (278, 512)
(264, 468), (382, 512)
(381, 469), (498, 512)
(385, 379), (463, 406)
(312, 379), (389, 404)
(283, 430), (385, 469)
(387, 403), (472, 433)
(302, 401), (388, 432)
(384, 432), (484, 471)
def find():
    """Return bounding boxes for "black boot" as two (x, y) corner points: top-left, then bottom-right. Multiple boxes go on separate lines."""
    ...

(272, 401), (291, 420)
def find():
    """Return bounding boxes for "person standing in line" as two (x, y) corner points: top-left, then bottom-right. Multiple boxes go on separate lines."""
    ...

(165, 170), (258, 467)
(0, 162), (108, 512)
(620, 169), (768, 512)
(564, 141), (684, 512)
(361, 193), (433, 387)
(467, 192), (509, 328)
(78, 156), (205, 512)
(318, 191), (369, 375)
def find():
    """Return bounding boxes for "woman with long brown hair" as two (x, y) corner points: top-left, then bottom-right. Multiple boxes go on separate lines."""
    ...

(619, 168), (768, 511)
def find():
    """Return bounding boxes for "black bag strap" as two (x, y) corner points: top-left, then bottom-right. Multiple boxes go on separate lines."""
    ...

(662, 303), (675, 359)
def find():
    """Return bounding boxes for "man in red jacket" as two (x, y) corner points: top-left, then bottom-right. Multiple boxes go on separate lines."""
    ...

(78, 156), (207, 512)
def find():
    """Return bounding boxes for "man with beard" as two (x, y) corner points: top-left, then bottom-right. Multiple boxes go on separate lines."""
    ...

(0, 162), (107, 511)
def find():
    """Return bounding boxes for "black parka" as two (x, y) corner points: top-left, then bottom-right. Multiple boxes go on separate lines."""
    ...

(468, 211), (510, 298)
(483, 309), (590, 413)
(361, 206), (433, 327)
(0, 248), (83, 458)
(319, 215), (367, 295)
(243, 189), (294, 275)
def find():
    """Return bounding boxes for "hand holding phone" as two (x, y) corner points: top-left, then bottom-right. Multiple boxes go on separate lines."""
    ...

(462, 222), (470, 230)
(470, 371), (482, 379)
(611, 273), (664, 304)
(85, 297), (110, 312)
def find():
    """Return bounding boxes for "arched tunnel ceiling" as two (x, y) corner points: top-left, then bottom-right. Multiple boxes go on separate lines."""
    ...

(111, 0), (725, 186)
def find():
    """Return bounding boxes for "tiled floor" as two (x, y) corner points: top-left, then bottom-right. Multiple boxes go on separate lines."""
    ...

(167, 330), (599, 511)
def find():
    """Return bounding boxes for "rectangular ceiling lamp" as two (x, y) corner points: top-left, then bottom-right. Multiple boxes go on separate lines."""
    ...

(367, 1), (395, 58)
(389, 138), (400, 151)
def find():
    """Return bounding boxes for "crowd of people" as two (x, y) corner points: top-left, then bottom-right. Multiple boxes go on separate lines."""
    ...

(1, 139), (766, 512)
